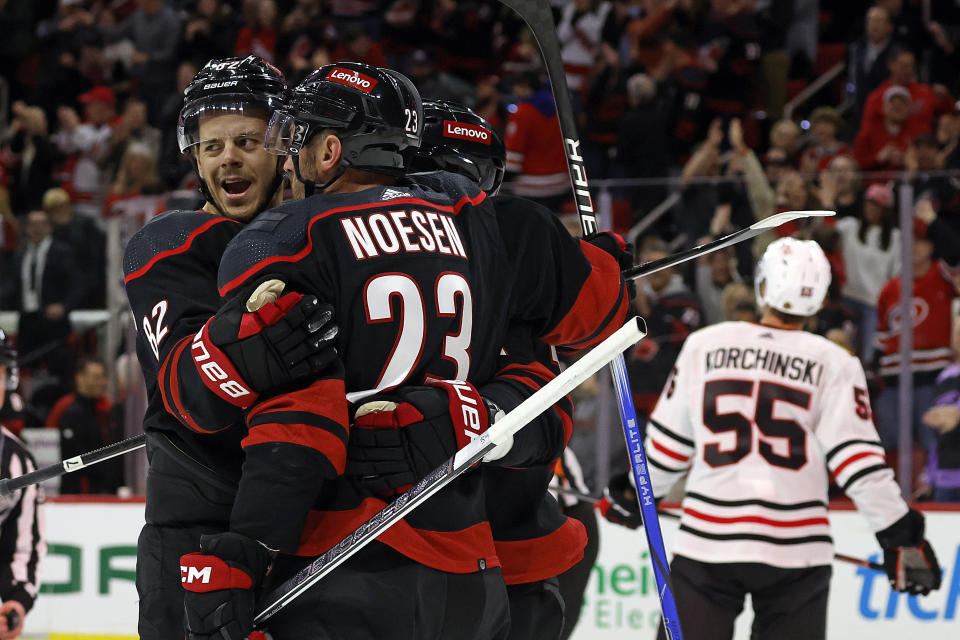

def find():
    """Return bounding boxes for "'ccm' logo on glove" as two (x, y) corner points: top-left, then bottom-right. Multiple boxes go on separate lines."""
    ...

(180, 554), (253, 592)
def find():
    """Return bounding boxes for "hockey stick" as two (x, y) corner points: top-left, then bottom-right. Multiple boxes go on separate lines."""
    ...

(0, 434), (146, 497)
(554, 487), (886, 573)
(253, 317), (647, 625)
(622, 210), (835, 280)
(498, 1), (682, 636)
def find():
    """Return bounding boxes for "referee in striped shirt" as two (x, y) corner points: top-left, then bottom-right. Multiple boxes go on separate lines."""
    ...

(0, 330), (45, 639)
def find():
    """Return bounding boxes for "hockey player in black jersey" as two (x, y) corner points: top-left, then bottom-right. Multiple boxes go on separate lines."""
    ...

(123, 56), (338, 640)
(179, 64), (630, 640)
(345, 101), (632, 640)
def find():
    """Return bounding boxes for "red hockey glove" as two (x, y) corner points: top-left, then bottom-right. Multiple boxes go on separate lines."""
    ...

(346, 380), (505, 498)
(181, 532), (273, 640)
(877, 509), (943, 595)
(194, 279), (338, 408)
(597, 471), (643, 529)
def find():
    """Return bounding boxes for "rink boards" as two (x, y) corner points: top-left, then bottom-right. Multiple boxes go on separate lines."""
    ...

(19, 499), (960, 639)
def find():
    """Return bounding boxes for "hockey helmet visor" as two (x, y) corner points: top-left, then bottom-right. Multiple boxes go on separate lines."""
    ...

(177, 92), (286, 153)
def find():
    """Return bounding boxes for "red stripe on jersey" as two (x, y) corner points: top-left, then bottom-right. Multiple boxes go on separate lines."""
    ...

(297, 498), (500, 574)
(831, 451), (886, 477)
(652, 438), (689, 462)
(243, 423), (348, 472)
(546, 242), (628, 349)
(247, 379), (348, 430)
(124, 217), (236, 283)
(683, 507), (830, 528)
(219, 192), (486, 296)
(159, 336), (214, 434)
(494, 516), (587, 585)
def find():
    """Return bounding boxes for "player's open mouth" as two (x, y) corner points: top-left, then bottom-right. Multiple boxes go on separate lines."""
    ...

(221, 178), (253, 203)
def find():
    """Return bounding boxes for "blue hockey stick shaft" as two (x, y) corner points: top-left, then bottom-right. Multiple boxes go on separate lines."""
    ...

(495, 1), (683, 637)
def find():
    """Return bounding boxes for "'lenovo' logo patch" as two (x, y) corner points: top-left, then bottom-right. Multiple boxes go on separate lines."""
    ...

(443, 120), (491, 145)
(327, 68), (378, 93)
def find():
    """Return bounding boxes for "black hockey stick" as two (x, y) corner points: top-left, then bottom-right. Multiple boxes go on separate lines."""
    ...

(622, 210), (835, 280)
(0, 434), (146, 497)
(554, 487), (885, 572)
(498, 0), (683, 636)
(253, 318), (647, 625)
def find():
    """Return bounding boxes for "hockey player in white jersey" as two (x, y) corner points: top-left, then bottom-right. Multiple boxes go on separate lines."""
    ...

(644, 237), (942, 640)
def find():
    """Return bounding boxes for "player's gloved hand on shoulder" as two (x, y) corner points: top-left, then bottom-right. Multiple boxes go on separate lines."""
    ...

(195, 278), (339, 408)
(346, 380), (508, 498)
(181, 531), (273, 640)
(597, 471), (643, 529)
(876, 508), (942, 595)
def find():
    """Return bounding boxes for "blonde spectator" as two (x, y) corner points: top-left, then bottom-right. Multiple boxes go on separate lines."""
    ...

(720, 282), (757, 321)
(104, 143), (162, 217)
(769, 118), (802, 163)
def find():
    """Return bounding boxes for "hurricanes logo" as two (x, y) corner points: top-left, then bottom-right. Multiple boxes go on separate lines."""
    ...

(327, 68), (378, 93)
(443, 120), (491, 145)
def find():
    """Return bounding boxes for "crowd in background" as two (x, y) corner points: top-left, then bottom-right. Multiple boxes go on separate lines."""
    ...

(0, 0), (958, 499)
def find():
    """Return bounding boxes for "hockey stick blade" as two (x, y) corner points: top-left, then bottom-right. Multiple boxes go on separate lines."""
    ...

(622, 210), (835, 281)
(0, 434), (146, 497)
(254, 318), (646, 625)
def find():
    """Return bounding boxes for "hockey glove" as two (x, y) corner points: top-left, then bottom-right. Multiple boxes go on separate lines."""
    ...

(597, 471), (642, 529)
(195, 278), (339, 408)
(876, 509), (943, 595)
(346, 380), (507, 498)
(181, 532), (273, 640)
(586, 232), (635, 299)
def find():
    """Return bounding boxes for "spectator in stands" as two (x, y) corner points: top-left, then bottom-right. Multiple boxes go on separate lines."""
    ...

(104, 0), (181, 126)
(618, 73), (670, 214)
(98, 98), (161, 182)
(768, 119), (802, 166)
(854, 85), (924, 175)
(557, 0), (617, 97)
(157, 60), (200, 189)
(800, 106), (850, 174)
(582, 43), (630, 179)
(180, 0), (238, 64)
(848, 5), (896, 123)
(0, 330), (46, 640)
(923, 316), (960, 502)
(42, 188), (105, 309)
(3, 102), (60, 216)
(773, 169), (822, 237)
(906, 133), (960, 231)
(695, 242), (743, 326)
(698, 0), (763, 122)
(0, 211), (79, 385)
(818, 154), (864, 220)
(836, 183), (901, 359)
(49, 356), (123, 495)
(406, 48), (474, 107)
(720, 282), (756, 322)
(862, 46), (954, 136)
(234, 0), (278, 62)
(55, 86), (116, 219)
(873, 208), (960, 457)
(625, 0), (680, 78)
(103, 142), (163, 217)
(626, 236), (702, 432)
(504, 71), (569, 211)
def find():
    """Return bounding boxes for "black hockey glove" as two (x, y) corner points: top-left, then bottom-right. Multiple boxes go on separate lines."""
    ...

(181, 532), (273, 640)
(195, 278), (338, 409)
(876, 509), (943, 596)
(597, 471), (642, 529)
(586, 232), (635, 299)
(346, 380), (508, 498)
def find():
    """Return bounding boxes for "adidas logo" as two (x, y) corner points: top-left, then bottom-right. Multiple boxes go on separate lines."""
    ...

(381, 188), (409, 201)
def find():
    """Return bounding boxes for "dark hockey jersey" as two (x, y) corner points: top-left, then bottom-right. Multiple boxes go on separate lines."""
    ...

(216, 172), (628, 570)
(123, 210), (248, 492)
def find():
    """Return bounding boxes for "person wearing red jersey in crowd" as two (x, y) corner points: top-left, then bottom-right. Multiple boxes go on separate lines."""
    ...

(872, 206), (960, 469)
(854, 85), (928, 176)
(860, 46), (954, 136)
(504, 71), (570, 211)
(55, 86), (117, 219)
(800, 107), (850, 174)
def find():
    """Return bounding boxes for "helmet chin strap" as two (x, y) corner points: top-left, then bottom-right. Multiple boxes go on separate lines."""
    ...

(292, 154), (349, 194)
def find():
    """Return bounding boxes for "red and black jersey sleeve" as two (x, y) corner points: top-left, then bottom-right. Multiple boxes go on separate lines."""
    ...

(494, 195), (629, 350)
(480, 325), (574, 468)
(123, 211), (245, 436)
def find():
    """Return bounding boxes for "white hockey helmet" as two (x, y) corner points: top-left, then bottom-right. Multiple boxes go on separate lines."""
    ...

(755, 237), (831, 316)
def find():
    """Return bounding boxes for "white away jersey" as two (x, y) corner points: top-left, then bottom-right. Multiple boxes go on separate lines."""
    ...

(647, 321), (907, 568)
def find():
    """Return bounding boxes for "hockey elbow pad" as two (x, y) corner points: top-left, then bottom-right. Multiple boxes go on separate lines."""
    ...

(194, 279), (339, 408)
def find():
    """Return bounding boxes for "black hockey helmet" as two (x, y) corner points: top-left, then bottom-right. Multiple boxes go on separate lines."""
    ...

(0, 330), (18, 392)
(177, 55), (288, 214)
(264, 62), (422, 190)
(409, 101), (505, 195)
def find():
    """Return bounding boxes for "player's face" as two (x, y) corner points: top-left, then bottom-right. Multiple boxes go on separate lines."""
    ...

(299, 133), (343, 189)
(283, 154), (306, 200)
(196, 113), (280, 222)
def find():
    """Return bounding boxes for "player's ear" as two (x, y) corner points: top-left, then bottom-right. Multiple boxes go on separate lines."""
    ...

(319, 134), (342, 171)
